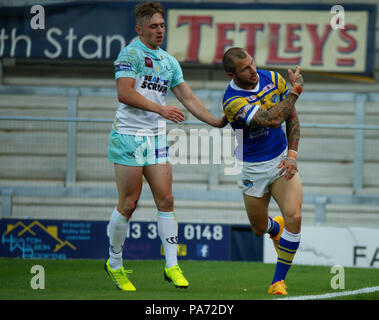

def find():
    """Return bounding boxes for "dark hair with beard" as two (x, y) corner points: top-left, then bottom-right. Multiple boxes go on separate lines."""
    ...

(222, 47), (248, 74)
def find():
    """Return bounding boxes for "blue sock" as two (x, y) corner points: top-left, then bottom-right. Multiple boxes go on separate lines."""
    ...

(272, 228), (301, 284)
(267, 216), (280, 237)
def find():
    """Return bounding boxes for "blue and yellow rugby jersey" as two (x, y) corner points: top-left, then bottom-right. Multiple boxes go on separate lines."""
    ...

(223, 69), (289, 162)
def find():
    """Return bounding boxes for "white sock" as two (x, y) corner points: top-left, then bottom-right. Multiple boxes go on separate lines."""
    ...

(157, 211), (178, 269)
(107, 207), (128, 270)
(281, 227), (301, 243)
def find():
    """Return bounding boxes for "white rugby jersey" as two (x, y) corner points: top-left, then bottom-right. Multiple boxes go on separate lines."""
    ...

(112, 38), (184, 136)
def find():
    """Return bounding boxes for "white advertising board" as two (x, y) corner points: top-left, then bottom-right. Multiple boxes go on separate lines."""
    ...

(264, 226), (379, 268)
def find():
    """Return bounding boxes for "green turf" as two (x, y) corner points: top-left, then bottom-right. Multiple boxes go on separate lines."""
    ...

(0, 258), (378, 300)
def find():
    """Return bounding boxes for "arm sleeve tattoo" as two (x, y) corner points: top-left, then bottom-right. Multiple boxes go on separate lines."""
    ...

(285, 108), (300, 152)
(250, 92), (298, 128)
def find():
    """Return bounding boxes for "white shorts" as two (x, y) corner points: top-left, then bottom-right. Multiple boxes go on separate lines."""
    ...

(237, 149), (287, 198)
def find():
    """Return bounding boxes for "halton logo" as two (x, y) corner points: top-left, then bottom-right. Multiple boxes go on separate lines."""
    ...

(141, 75), (169, 95)
(1, 220), (76, 258)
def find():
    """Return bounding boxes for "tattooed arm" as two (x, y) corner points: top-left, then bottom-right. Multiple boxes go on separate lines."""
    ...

(250, 96), (301, 180)
(286, 108), (300, 153)
(277, 108), (300, 179)
(279, 69), (302, 180)
(250, 93), (299, 128)
(249, 66), (303, 180)
(250, 66), (304, 129)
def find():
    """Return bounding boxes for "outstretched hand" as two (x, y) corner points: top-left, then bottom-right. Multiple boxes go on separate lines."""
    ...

(160, 105), (185, 123)
(288, 65), (304, 89)
(213, 114), (229, 128)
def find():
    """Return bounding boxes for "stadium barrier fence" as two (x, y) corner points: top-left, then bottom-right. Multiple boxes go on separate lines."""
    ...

(1, 85), (379, 225)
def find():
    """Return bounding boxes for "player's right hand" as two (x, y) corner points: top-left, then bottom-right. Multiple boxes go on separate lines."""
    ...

(160, 105), (185, 123)
(288, 65), (304, 89)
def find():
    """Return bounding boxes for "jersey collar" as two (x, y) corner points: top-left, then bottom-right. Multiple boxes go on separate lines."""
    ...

(137, 38), (161, 57)
(230, 75), (260, 93)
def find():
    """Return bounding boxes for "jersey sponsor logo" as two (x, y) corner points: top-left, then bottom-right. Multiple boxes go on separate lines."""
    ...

(145, 57), (153, 68)
(141, 75), (169, 94)
(249, 127), (269, 139)
(271, 93), (279, 103)
(115, 62), (133, 72)
(247, 95), (259, 104)
(246, 84), (276, 104)
(234, 104), (252, 122)
(262, 83), (275, 92)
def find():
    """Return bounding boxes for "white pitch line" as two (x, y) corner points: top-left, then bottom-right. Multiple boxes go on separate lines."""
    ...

(276, 286), (379, 300)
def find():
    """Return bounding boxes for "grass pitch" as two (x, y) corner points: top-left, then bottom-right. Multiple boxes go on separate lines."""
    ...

(0, 258), (378, 300)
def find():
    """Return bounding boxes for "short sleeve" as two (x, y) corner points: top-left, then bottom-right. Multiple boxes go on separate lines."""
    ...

(223, 97), (260, 126)
(169, 56), (185, 88)
(114, 47), (141, 80)
(276, 72), (289, 100)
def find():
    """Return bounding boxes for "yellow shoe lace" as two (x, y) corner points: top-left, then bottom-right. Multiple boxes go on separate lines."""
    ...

(113, 268), (133, 285)
(168, 265), (188, 285)
(272, 280), (287, 294)
(170, 266), (183, 280)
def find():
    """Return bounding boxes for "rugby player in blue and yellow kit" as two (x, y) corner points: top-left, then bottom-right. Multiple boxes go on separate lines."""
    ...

(222, 47), (304, 295)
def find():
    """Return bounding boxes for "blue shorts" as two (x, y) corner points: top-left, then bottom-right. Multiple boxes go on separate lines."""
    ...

(108, 130), (169, 166)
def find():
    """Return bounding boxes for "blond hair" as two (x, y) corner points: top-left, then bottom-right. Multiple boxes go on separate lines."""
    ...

(135, 2), (165, 27)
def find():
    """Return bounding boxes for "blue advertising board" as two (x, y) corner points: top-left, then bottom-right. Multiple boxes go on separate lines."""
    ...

(123, 221), (230, 261)
(0, 218), (231, 261)
(0, 2), (376, 77)
(0, 218), (108, 259)
(0, 2), (137, 60)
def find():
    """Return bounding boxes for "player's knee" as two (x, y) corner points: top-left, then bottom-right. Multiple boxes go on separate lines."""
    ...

(285, 211), (302, 231)
(253, 229), (266, 237)
(288, 212), (302, 224)
(156, 194), (174, 212)
(251, 224), (266, 237)
(119, 198), (139, 216)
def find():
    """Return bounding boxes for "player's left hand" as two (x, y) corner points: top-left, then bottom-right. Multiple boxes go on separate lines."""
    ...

(278, 157), (298, 180)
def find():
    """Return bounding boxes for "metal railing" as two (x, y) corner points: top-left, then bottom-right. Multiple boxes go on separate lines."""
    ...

(1, 85), (379, 225)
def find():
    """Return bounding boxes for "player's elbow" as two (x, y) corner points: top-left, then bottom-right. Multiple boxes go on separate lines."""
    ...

(259, 119), (282, 128)
(117, 92), (131, 105)
(251, 119), (281, 129)
(268, 120), (282, 128)
(252, 108), (282, 129)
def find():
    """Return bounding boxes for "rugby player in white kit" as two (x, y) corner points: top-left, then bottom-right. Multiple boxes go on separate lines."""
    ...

(104, 2), (227, 291)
